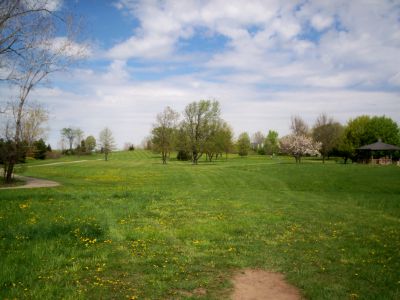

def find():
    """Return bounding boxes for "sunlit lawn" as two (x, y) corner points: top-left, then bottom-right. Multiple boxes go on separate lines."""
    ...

(1, 150), (399, 299)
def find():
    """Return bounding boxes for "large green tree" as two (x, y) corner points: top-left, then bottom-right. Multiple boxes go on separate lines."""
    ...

(181, 100), (221, 164)
(340, 115), (399, 163)
(264, 130), (279, 155)
(204, 121), (234, 161)
(85, 136), (96, 153)
(345, 115), (399, 147)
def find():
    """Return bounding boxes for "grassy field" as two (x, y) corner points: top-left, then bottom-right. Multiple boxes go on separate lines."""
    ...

(1, 151), (399, 299)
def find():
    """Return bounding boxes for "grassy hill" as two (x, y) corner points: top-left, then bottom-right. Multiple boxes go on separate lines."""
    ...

(1, 151), (399, 299)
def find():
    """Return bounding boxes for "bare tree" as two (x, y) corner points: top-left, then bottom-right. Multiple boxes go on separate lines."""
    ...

(99, 127), (116, 161)
(140, 136), (153, 150)
(312, 113), (343, 163)
(0, 1), (56, 69)
(290, 116), (309, 136)
(61, 128), (76, 153)
(74, 128), (84, 148)
(20, 103), (49, 153)
(151, 106), (179, 164)
(1, 1), (87, 182)
(252, 131), (265, 150)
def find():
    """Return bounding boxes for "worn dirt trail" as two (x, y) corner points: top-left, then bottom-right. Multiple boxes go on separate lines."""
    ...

(0, 175), (60, 190)
(232, 269), (301, 300)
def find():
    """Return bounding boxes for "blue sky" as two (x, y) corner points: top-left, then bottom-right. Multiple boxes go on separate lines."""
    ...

(9, 0), (400, 148)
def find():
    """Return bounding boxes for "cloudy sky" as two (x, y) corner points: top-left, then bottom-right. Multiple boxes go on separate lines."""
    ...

(9, 0), (400, 147)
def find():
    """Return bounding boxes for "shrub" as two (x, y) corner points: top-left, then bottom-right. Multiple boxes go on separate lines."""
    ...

(177, 150), (192, 161)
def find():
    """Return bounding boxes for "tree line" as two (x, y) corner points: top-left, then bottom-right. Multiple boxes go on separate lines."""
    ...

(149, 101), (400, 164)
(59, 127), (117, 161)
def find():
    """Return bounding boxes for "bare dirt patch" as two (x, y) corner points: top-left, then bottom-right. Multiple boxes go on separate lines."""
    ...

(232, 269), (301, 300)
(0, 175), (60, 190)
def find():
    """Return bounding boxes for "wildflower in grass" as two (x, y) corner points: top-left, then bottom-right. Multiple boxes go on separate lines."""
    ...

(19, 203), (29, 209)
(27, 217), (37, 224)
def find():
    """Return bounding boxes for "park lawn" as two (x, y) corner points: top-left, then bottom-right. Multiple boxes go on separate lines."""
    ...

(0, 150), (399, 299)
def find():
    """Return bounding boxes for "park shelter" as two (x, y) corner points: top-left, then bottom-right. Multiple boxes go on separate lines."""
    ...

(357, 140), (400, 165)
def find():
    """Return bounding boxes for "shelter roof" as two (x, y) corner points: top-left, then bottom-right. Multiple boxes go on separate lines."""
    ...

(358, 141), (400, 151)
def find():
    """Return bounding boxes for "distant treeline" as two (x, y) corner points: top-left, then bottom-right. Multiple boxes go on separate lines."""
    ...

(146, 100), (400, 164)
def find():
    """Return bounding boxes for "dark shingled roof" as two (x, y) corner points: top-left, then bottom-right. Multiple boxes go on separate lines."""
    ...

(358, 141), (400, 151)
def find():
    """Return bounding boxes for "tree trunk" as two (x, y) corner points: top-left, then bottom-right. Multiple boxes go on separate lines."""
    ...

(192, 151), (198, 164)
(5, 163), (14, 183)
(4, 100), (25, 183)
(209, 153), (214, 162)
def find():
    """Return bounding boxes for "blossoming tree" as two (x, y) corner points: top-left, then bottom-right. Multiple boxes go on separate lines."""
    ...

(279, 134), (321, 163)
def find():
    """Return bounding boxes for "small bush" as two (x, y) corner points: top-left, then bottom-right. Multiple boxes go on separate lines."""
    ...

(33, 139), (47, 160)
(177, 150), (192, 161)
(257, 148), (266, 155)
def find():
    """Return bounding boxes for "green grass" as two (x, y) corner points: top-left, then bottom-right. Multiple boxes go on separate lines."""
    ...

(1, 151), (399, 299)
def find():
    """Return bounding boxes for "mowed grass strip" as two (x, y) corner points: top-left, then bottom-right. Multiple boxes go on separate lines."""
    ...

(0, 150), (399, 299)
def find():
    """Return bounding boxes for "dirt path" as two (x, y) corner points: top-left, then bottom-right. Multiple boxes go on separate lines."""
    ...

(1, 159), (101, 190)
(0, 175), (60, 190)
(26, 159), (102, 168)
(232, 269), (301, 300)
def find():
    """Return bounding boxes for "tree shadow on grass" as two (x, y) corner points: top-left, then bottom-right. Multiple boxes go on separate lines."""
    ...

(2, 222), (107, 243)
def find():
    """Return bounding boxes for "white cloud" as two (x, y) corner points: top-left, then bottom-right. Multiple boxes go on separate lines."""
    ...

(109, 0), (400, 90)
(18, 61), (399, 148)
(310, 14), (333, 31)
(108, 34), (175, 59)
(49, 37), (92, 58)
(4, 1), (400, 148)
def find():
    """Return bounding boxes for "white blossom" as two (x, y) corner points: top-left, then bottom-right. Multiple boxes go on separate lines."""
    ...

(279, 134), (321, 163)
